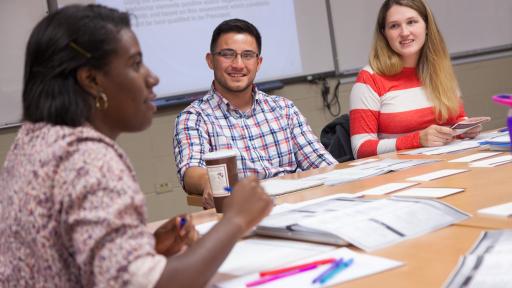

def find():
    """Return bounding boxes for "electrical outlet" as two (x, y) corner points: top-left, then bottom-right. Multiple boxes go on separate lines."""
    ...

(155, 182), (172, 194)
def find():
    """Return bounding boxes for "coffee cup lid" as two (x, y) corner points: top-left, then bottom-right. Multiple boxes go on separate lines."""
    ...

(204, 149), (238, 160)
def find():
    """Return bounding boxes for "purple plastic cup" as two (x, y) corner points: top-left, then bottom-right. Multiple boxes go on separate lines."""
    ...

(491, 94), (512, 146)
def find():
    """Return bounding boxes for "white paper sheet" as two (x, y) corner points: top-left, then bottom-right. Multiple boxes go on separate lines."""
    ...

(393, 187), (464, 198)
(406, 169), (468, 181)
(400, 140), (480, 155)
(449, 152), (502, 163)
(304, 168), (385, 186)
(196, 220), (218, 236)
(474, 130), (509, 141)
(261, 179), (324, 196)
(478, 202), (512, 217)
(355, 182), (418, 196)
(422, 141), (480, 155)
(215, 247), (403, 288)
(469, 155), (512, 167)
(349, 158), (379, 166)
(217, 238), (335, 276)
(399, 146), (441, 155)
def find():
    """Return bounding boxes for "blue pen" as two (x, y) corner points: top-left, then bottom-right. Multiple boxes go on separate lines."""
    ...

(178, 216), (187, 229)
(223, 186), (232, 193)
(312, 258), (354, 285)
(312, 257), (343, 284)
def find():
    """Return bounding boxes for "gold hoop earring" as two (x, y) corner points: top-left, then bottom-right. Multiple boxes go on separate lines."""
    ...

(96, 92), (108, 110)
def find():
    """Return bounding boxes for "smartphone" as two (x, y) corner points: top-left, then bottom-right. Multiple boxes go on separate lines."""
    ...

(451, 117), (491, 135)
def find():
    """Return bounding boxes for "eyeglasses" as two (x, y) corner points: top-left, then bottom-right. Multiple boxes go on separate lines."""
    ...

(212, 49), (259, 62)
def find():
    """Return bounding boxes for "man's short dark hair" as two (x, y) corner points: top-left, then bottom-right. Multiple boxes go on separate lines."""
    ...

(210, 18), (262, 54)
(22, 4), (130, 127)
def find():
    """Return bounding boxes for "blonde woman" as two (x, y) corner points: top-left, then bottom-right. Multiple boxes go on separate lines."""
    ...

(349, 0), (481, 159)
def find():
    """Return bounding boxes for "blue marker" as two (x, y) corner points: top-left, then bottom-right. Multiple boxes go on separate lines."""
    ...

(224, 186), (232, 193)
(312, 258), (354, 285)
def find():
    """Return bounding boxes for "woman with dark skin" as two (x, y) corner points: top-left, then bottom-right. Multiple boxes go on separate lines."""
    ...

(0, 4), (272, 287)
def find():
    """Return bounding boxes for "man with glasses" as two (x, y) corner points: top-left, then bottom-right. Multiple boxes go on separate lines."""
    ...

(173, 19), (336, 208)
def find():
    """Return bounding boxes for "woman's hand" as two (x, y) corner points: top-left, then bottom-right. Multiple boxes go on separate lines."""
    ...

(459, 124), (482, 139)
(419, 125), (455, 147)
(154, 214), (199, 257)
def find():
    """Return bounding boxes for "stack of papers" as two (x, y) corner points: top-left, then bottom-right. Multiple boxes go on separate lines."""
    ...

(349, 158), (439, 171)
(445, 230), (512, 288)
(256, 196), (469, 251)
(303, 158), (438, 186)
(215, 247), (403, 288)
(479, 133), (511, 151)
(474, 130), (509, 141)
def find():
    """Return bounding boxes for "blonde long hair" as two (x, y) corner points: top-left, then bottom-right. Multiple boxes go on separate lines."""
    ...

(369, 0), (460, 122)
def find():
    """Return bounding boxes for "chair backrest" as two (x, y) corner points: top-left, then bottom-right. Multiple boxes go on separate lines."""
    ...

(320, 114), (354, 163)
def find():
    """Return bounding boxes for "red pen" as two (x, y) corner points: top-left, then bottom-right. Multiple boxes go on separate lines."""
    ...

(259, 258), (336, 277)
(247, 265), (318, 287)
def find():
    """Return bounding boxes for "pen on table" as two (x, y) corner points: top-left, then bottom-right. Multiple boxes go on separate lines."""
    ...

(259, 258), (336, 277)
(312, 258), (354, 285)
(311, 257), (344, 284)
(246, 265), (317, 287)
(498, 127), (509, 132)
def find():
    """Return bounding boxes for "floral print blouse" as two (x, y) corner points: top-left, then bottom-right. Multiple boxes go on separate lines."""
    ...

(0, 123), (165, 287)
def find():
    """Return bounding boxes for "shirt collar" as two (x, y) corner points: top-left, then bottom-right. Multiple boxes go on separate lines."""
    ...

(208, 82), (262, 116)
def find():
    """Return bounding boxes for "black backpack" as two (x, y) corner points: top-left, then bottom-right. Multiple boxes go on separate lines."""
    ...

(320, 114), (354, 163)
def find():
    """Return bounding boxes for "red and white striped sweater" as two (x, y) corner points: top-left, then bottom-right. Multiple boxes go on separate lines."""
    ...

(349, 66), (465, 159)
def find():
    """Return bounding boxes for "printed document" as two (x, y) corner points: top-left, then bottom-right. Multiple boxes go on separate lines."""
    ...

(256, 197), (469, 251)
(445, 230), (512, 288)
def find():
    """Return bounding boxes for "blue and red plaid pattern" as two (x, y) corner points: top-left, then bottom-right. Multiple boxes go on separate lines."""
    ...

(173, 86), (337, 185)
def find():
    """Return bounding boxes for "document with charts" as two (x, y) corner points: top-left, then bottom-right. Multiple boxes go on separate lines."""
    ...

(445, 229), (512, 288)
(255, 196), (469, 251)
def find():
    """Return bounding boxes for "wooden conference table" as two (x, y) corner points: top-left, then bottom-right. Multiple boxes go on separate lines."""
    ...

(173, 144), (511, 287)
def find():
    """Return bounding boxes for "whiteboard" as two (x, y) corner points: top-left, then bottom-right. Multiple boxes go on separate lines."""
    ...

(329, 0), (512, 74)
(3, 0), (512, 128)
(0, 1), (48, 128)
(0, 0), (334, 128)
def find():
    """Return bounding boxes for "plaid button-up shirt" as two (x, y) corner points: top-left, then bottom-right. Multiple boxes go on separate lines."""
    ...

(173, 86), (337, 185)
